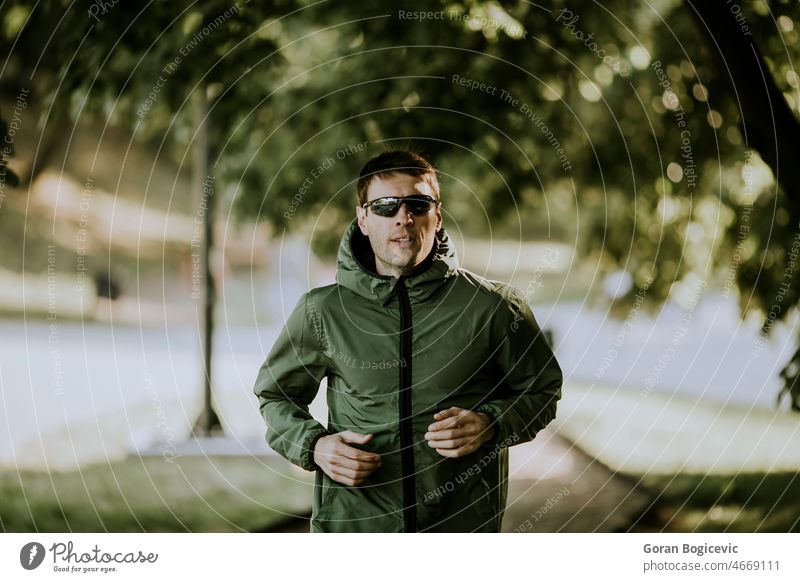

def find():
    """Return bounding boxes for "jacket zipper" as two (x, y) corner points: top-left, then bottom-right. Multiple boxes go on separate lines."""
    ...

(396, 278), (416, 532)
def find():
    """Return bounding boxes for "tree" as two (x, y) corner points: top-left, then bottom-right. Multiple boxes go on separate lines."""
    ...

(684, 0), (800, 410)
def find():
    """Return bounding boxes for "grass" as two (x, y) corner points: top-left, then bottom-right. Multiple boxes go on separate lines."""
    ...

(0, 454), (314, 532)
(630, 472), (800, 532)
(4, 452), (797, 533)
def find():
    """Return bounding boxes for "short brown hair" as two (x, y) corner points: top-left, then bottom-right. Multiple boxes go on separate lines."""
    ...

(356, 150), (440, 206)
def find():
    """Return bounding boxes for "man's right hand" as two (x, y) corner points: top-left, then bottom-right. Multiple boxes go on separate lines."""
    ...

(313, 430), (382, 486)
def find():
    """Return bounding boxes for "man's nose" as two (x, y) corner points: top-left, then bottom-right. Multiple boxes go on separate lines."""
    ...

(395, 202), (414, 225)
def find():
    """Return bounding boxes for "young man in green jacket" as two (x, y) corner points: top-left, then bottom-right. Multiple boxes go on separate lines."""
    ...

(254, 150), (563, 532)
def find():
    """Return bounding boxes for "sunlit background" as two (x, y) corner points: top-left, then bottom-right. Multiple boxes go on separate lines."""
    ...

(1, 0), (799, 532)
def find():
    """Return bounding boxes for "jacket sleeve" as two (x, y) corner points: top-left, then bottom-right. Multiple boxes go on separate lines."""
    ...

(476, 286), (563, 448)
(253, 292), (331, 471)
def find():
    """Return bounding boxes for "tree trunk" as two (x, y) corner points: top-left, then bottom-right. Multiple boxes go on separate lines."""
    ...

(192, 89), (223, 436)
(685, 0), (800, 213)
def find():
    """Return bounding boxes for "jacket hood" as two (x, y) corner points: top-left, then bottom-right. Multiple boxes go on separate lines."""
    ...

(336, 218), (460, 305)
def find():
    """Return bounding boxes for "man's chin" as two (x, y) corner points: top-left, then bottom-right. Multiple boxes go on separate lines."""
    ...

(391, 251), (418, 268)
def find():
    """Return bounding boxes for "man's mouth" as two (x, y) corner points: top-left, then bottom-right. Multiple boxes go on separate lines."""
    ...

(390, 235), (416, 248)
(390, 234), (415, 245)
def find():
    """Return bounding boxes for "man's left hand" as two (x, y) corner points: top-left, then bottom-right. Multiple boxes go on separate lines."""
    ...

(424, 407), (495, 458)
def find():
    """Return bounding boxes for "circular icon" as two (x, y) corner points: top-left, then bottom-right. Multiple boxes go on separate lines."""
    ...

(20, 542), (46, 570)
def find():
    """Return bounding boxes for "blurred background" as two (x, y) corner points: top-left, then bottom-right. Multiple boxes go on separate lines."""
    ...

(1, 0), (799, 533)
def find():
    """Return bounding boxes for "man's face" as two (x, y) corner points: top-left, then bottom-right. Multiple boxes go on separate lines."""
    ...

(356, 172), (442, 278)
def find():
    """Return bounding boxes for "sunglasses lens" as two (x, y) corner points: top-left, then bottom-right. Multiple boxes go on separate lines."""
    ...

(405, 199), (433, 214)
(371, 201), (401, 216)
(367, 196), (436, 216)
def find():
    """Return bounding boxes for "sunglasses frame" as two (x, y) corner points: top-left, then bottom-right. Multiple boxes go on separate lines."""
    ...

(361, 195), (441, 217)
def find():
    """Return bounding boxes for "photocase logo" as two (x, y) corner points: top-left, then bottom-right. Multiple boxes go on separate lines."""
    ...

(20, 542), (46, 570)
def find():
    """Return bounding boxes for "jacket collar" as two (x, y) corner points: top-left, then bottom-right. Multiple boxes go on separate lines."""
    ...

(336, 218), (460, 306)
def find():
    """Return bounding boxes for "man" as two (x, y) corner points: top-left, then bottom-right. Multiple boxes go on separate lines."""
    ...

(254, 150), (562, 532)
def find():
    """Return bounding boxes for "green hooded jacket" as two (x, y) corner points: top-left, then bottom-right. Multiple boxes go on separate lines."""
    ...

(254, 219), (562, 532)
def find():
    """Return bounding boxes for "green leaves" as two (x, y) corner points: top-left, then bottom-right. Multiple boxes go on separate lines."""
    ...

(2, 0), (798, 323)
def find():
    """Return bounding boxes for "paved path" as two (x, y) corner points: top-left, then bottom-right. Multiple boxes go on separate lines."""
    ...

(502, 429), (650, 532)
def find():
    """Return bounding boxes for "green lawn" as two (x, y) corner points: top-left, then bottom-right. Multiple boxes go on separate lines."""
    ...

(631, 472), (800, 532)
(0, 454), (314, 532)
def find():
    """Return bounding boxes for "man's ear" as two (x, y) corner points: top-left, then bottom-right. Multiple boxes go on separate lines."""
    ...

(356, 205), (368, 235)
(435, 206), (443, 232)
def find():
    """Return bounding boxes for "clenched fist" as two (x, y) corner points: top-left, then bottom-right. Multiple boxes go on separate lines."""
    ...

(313, 430), (382, 486)
(424, 407), (496, 457)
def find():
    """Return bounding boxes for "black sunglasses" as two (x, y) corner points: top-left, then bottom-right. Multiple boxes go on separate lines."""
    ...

(362, 195), (440, 217)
